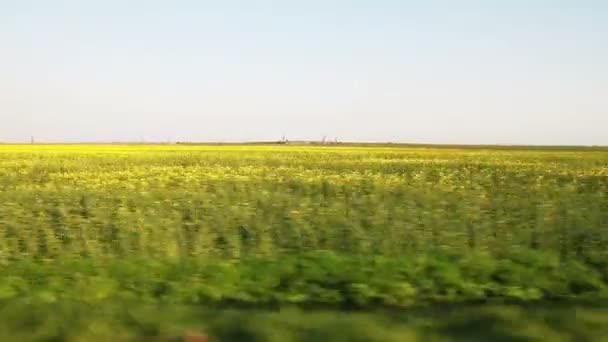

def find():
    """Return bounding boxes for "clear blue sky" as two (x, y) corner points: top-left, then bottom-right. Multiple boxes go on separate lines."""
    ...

(2, 0), (607, 144)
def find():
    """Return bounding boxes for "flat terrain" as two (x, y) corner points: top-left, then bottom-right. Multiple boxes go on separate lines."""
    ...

(0, 144), (607, 340)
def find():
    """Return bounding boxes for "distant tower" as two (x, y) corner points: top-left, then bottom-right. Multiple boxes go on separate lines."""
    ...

(31, 136), (35, 144)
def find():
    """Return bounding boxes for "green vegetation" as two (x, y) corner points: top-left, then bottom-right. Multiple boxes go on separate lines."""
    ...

(0, 144), (607, 339)
(2, 301), (608, 341)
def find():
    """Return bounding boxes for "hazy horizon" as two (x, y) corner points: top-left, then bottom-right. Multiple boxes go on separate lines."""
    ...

(2, 1), (607, 145)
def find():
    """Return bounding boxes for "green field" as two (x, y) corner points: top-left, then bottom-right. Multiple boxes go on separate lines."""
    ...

(1, 144), (607, 340)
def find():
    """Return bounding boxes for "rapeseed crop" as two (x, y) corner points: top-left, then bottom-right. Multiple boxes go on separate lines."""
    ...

(0, 144), (606, 307)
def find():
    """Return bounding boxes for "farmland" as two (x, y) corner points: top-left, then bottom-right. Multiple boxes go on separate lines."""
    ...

(1, 144), (607, 340)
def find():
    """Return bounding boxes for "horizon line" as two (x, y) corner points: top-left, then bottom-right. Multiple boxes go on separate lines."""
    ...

(0, 140), (606, 150)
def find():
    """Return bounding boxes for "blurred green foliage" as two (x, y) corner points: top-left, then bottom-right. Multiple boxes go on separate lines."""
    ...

(1, 299), (608, 341)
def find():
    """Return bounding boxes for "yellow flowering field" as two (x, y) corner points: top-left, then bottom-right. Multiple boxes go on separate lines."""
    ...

(1, 144), (608, 340)
(1, 144), (606, 261)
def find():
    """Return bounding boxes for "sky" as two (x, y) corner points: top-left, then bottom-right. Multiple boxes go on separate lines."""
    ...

(1, 0), (607, 145)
